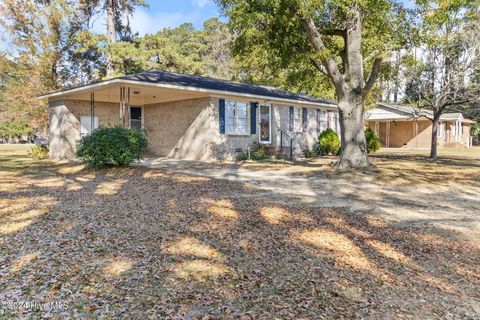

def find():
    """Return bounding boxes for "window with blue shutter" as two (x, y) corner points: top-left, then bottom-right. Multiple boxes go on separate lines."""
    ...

(219, 99), (225, 134)
(250, 102), (257, 134)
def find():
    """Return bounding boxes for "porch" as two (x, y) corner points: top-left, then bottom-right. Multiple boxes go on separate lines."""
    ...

(47, 83), (220, 160)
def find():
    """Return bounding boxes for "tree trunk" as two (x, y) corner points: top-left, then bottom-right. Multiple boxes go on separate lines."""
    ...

(336, 95), (371, 170)
(298, 5), (379, 171)
(429, 113), (441, 160)
(106, 0), (116, 77)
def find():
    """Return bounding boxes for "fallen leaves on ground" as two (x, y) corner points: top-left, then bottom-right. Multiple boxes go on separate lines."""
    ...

(0, 155), (479, 319)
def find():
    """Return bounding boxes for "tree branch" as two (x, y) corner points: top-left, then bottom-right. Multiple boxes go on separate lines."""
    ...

(308, 56), (328, 76)
(321, 29), (347, 38)
(362, 58), (382, 96)
(295, 6), (345, 93)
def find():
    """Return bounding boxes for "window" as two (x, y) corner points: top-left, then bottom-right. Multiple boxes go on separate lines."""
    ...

(80, 116), (98, 137)
(302, 108), (308, 132)
(225, 100), (249, 135)
(130, 106), (143, 130)
(290, 107), (302, 132)
(326, 111), (341, 134)
(327, 111), (335, 131)
(316, 110), (327, 132)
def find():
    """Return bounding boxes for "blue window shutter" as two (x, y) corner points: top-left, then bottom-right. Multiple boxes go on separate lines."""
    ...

(219, 99), (225, 134)
(302, 108), (308, 132)
(289, 106), (294, 131)
(250, 102), (257, 134)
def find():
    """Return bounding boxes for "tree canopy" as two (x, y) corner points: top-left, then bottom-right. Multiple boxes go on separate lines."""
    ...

(1, 0), (478, 155)
(216, 0), (413, 168)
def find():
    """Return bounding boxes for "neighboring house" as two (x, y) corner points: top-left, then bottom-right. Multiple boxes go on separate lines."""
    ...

(365, 102), (474, 149)
(40, 70), (339, 161)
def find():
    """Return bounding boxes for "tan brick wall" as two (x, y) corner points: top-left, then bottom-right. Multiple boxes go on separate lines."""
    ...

(48, 99), (120, 159)
(404, 121), (431, 148)
(145, 97), (257, 161)
(144, 97), (219, 160)
(145, 98), (336, 160)
(366, 120), (432, 148)
(366, 119), (471, 148)
(49, 97), (338, 160)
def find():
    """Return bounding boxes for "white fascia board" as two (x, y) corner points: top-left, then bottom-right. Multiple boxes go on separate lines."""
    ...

(39, 79), (337, 109)
(38, 79), (120, 100)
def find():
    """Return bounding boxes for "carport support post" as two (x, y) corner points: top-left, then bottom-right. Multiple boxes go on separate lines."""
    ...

(120, 86), (127, 127)
(127, 87), (130, 128)
(119, 86), (131, 128)
(90, 92), (95, 132)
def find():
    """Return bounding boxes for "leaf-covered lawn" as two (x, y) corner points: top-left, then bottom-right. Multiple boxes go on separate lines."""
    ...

(0, 153), (479, 319)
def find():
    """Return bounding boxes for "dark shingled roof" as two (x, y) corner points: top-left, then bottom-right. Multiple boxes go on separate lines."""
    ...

(41, 70), (336, 106)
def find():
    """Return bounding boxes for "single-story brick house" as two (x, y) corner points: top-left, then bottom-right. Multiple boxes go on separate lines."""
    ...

(40, 70), (339, 161)
(365, 102), (474, 149)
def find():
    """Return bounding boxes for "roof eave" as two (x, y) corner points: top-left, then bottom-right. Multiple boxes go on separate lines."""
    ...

(38, 78), (337, 109)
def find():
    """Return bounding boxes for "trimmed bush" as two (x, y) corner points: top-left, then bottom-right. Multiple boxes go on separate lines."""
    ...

(303, 148), (316, 158)
(250, 142), (269, 160)
(317, 128), (340, 156)
(365, 127), (381, 154)
(76, 126), (148, 167)
(471, 123), (480, 145)
(28, 145), (49, 160)
(235, 142), (277, 161)
(235, 152), (249, 161)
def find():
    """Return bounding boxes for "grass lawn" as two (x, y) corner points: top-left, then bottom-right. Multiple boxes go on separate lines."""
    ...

(0, 144), (34, 154)
(0, 147), (479, 319)
(378, 146), (480, 159)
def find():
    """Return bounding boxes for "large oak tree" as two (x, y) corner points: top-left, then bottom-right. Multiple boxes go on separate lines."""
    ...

(216, 0), (410, 169)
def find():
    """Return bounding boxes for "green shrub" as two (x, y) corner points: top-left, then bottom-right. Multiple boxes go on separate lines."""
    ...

(76, 126), (148, 167)
(317, 128), (340, 156)
(365, 127), (381, 154)
(251, 143), (267, 160)
(235, 142), (277, 161)
(250, 142), (277, 160)
(303, 148), (316, 158)
(235, 152), (249, 161)
(28, 145), (49, 160)
(471, 123), (480, 145)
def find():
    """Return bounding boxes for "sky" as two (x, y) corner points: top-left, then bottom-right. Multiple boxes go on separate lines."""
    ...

(0, 0), (221, 51)
(91, 0), (223, 35)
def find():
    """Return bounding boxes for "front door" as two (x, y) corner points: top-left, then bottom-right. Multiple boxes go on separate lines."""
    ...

(259, 104), (271, 144)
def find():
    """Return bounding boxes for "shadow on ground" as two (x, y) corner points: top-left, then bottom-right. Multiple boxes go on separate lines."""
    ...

(0, 154), (479, 319)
